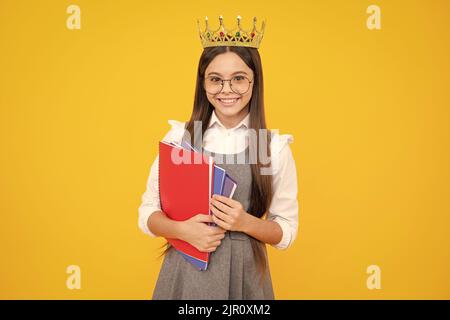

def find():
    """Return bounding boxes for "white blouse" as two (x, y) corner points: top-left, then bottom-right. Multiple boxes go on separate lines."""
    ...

(138, 110), (299, 250)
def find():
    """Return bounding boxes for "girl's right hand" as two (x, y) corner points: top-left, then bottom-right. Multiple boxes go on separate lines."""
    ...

(179, 214), (226, 253)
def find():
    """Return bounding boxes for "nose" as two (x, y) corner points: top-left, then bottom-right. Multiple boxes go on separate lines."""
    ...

(221, 80), (233, 93)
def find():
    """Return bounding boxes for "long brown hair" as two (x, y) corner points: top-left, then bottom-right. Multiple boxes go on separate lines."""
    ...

(158, 46), (273, 284)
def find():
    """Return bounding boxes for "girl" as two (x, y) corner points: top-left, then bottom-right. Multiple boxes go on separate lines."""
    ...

(138, 16), (299, 299)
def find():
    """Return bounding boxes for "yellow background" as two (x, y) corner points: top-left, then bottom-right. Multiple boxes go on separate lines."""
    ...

(1, 0), (449, 299)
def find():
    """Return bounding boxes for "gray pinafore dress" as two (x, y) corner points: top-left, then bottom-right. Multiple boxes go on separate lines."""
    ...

(151, 133), (275, 300)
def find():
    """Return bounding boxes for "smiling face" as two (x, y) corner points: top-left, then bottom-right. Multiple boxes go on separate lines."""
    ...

(204, 51), (254, 127)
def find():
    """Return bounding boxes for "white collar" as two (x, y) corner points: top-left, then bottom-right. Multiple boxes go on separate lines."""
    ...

(207, 109), (250, 130)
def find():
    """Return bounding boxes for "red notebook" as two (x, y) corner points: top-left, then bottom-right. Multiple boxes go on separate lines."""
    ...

(158, 141), (214, 267)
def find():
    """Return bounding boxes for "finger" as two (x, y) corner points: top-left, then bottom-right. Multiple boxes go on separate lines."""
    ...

(211, 233), (225, 241)
(210, 205), (232, 224)
(212, 214), (230, 230)
(208, 240), (222, 247)
(211, 198), (232, 214)
(212, 194), (238, 207)
(196, 213), (213, 222)
(210, 226), (227, 234)
(204, 240), (221, 250)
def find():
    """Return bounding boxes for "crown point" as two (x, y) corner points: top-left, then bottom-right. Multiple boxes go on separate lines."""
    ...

(205, 16), (208, 20)
(237, 15), (241, 20)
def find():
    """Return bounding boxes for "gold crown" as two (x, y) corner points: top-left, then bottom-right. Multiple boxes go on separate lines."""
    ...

(197, 15), (266, 49)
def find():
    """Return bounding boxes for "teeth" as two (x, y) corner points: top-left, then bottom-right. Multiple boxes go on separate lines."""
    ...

(220, 99), (238, 103)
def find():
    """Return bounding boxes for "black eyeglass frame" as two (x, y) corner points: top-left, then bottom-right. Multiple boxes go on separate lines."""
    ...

(203, 75), (254, 95)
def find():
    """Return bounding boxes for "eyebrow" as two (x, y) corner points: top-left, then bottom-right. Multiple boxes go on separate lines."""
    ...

(206, 71), (249, 76)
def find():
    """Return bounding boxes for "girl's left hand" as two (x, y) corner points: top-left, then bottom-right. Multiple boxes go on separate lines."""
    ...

(209, 194), (250, 232)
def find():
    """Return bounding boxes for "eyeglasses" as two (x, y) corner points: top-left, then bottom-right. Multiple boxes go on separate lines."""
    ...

(203, 75), (253, 95)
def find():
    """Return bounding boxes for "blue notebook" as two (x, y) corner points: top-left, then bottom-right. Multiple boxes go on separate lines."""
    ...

(178, 251), (208, 270)
(213, 166), (226, 195)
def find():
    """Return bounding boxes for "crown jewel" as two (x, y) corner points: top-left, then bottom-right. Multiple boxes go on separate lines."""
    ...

(197, 15), (266, 49)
